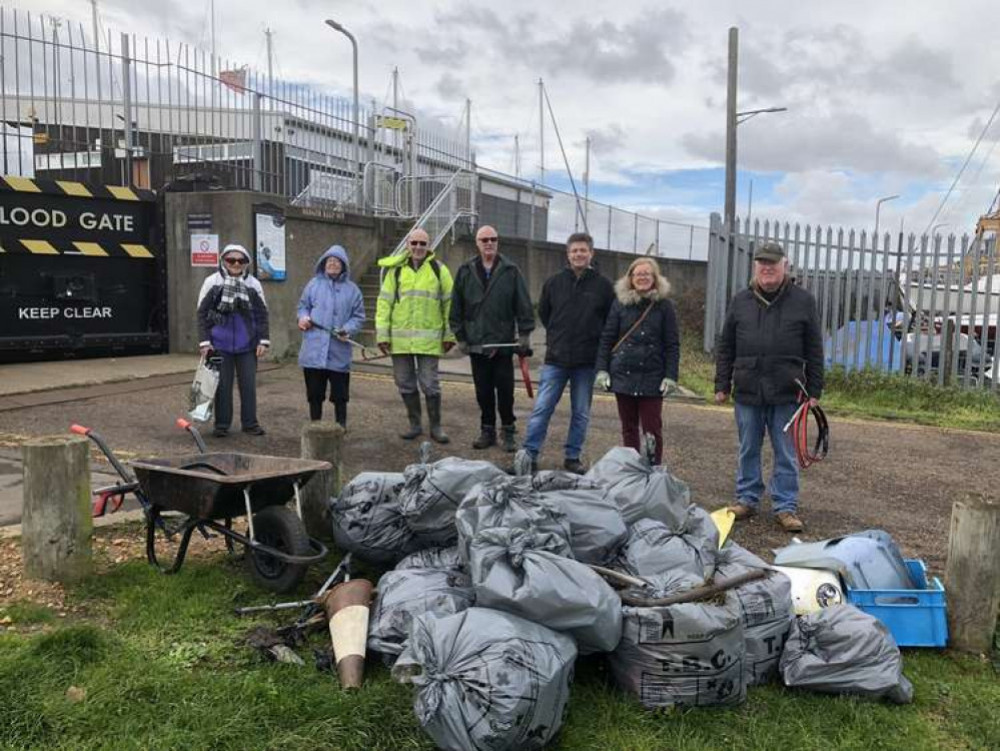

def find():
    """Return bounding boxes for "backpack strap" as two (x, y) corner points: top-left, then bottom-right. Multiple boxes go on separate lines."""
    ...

(395, 259), (443, 304)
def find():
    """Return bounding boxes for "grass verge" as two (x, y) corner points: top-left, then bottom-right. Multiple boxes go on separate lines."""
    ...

(1, 554), (998, 751)
(679, 337), (1000, 433)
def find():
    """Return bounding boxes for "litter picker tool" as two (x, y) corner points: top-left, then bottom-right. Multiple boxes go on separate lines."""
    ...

(308, 321), (388, 361)
(476, 342), (534, 398)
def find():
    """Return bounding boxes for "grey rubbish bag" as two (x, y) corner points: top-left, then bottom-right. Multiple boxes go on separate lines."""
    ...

(530, 470), (628, 565)
(393, 607), (577, 751)
(610, 592), (747, 708)
(780, 604), (914, 704)
(468, 527), (623, 654)
(613, 517), (717, 592)
(395, 546), (466, 573)
(329, 472), (416, 565)
(455, 475), (572, 562)
(399, 457), (506, 546)
(368, 567), (475, 659)
(584, 447), (691, 527)
(715, 543), (794, 686)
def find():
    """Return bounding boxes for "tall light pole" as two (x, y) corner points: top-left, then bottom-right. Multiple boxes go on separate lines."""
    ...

(325, 19), (361, 208)
(874, 194), (900, 239)
(723, 27), (738, 229)
(723, 27), (787, 227)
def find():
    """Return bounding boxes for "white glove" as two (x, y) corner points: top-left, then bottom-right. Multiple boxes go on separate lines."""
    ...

(595, 371), (611, 391)
(660, 378), (678, 395)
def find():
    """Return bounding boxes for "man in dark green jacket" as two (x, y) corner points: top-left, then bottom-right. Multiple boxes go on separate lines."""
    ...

(450, 225), (535, 451)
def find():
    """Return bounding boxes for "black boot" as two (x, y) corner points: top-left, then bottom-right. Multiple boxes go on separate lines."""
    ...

(472, 425), (496, 450)
(399, 393), (423, 440)
(334, 401), (347, 428)
(425, 395), (450, 444)
(501, 424), (518, 453)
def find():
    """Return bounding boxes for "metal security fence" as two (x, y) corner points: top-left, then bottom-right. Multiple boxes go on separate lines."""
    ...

(0, 6), (469, 203)
(2, 4), (710, 258)
(476, 166), (708, 260)
(704, 212), (1000, 391)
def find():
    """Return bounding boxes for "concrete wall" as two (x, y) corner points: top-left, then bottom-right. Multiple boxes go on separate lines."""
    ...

(165, 190), (707, 357)
(165, 191), (401, 358)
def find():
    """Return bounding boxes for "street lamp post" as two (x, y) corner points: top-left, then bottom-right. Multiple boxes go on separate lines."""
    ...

(325, 19), (361, 208)
(874, 194), (900, 239)
(723, 28), (788, 227)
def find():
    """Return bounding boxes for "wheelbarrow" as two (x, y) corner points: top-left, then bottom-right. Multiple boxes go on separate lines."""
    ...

(71, 422), (329, 593)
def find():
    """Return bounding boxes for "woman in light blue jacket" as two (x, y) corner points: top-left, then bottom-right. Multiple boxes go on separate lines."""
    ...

(297, 245), (365, 425)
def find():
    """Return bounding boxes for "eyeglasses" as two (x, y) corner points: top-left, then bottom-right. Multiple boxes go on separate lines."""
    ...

(478, 236), (499, 243)
(409, 240), (428, 247)
(224, 257), (248, 266)
(631, 272), (653, 278)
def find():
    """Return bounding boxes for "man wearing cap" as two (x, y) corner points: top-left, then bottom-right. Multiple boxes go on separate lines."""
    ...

(713, 241), (824, 532)
(449, 225), (535, 452)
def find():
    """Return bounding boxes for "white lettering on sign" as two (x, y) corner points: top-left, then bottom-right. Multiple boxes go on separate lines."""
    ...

(79, 212), (134, 232)
(0, 207), (68, 228)
(18, 306), (113, 320)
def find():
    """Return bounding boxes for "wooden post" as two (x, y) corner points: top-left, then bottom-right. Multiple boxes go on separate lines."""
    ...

(944, 496), (1000, 653)
(21, 435), (92, 582)
(300, 423), (344, 541)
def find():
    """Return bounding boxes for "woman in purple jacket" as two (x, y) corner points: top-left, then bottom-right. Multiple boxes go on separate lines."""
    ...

(197, 244), (270, 437)
(296, 245), (365, 426)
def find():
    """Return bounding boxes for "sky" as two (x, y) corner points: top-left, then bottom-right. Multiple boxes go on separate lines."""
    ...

(22, 0), (1000, 235)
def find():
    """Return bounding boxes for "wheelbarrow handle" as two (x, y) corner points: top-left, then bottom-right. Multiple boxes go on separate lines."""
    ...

(175, 417), (208, 454)
(69, 424), (133, 485)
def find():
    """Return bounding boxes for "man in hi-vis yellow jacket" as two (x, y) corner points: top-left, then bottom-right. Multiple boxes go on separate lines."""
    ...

(376, 228), (456, 443)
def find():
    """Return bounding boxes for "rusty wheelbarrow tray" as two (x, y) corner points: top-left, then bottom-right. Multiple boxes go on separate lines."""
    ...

(72, 423), (330, 593)
(128, 452), (330, 592)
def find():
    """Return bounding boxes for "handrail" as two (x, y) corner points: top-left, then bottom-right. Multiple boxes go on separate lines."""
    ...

(389, 169), (477, 258)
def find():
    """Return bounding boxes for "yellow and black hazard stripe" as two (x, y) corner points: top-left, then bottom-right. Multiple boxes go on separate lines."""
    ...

(0, 175), (156, 202)
(0, 237), (155, 258)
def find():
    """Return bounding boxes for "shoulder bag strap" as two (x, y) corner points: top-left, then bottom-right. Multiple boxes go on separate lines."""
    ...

(612, 301), (654, 353)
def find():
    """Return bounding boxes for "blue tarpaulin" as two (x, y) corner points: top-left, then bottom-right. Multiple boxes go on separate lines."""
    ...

(824, 318), (903, 372)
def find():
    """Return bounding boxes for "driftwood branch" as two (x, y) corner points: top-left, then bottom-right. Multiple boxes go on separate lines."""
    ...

(619, 569), (768, 607)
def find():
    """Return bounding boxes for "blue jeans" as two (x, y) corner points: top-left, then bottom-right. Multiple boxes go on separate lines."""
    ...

(734, 402), (800, 514)
(522, 364), (596, 460)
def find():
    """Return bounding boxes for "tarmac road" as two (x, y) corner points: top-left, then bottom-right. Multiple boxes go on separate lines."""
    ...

(1, 360), (998, 571)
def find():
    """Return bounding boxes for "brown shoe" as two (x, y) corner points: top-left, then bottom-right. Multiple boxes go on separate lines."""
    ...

(775, 511), (804, 533)
(727, 502), (757, 521)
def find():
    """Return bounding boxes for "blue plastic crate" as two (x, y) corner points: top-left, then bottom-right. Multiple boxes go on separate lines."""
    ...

(846, 559), (948, 648)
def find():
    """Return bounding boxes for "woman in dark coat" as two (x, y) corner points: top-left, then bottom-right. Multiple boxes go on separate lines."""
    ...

(595, 258), (680, 464)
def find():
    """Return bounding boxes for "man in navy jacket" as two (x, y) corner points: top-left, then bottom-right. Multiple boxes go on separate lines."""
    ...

(522, 232), (614, 473)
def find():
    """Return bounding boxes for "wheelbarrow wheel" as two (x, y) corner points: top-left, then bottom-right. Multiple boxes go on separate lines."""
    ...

(246, 505), (310, 593)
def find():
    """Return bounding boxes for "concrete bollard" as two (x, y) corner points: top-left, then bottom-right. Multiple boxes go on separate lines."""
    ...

(299, 422), (344, 541)
(944, 496), (1000, 653)
(21, 435), (93, 582)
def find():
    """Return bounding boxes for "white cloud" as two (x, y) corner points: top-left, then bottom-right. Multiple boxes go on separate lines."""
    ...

(14, 0), (1000, 230)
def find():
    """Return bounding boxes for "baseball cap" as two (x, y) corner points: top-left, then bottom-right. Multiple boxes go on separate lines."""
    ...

(754, 241), (786, 262)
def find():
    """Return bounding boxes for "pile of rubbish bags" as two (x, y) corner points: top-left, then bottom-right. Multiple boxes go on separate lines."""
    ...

(330, 446), (914, 750)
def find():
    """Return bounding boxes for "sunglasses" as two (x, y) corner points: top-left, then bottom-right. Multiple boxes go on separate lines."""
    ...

(224, 257), (248, 266)
(478, 236), (499, 243)
(409, 240), (428, 247)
